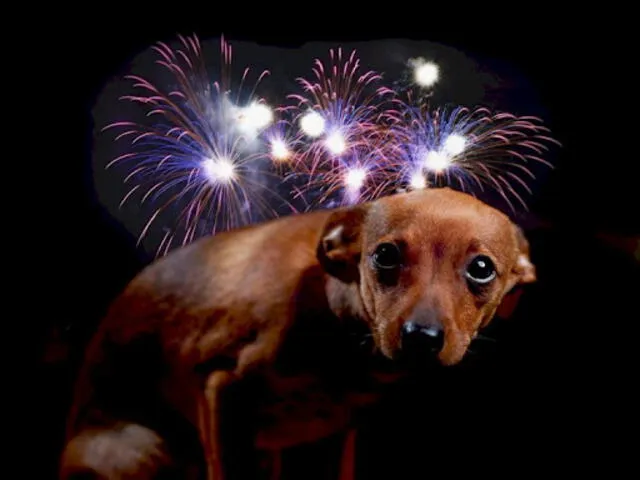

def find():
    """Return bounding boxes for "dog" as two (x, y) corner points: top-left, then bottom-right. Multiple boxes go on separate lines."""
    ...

(60, 187), (536, 479)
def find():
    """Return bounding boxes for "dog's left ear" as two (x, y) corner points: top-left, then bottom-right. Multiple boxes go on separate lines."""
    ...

(512, 225), (536, 285)
(317, 205), (368, 283)
(495, 225), (535, 320)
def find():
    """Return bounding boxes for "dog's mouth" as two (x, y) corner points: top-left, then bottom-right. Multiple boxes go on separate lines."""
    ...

(395, 347), (443, 372)
(396, 343), (486, 372)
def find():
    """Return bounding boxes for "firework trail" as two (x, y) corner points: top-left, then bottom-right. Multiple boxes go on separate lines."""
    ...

(100, 34), (560, 255)
(280, 48), (405, 209)
(387, 102), (561, 211)
(102, 34), (289, 256)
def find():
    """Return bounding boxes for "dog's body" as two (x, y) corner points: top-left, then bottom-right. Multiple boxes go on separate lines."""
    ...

(61, 188), (536, 479)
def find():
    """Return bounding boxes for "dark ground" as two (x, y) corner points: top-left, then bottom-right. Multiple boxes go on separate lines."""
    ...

(35, 10), (637, 479)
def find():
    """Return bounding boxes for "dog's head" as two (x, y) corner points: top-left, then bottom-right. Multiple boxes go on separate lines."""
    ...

(317, 188), (536, 366)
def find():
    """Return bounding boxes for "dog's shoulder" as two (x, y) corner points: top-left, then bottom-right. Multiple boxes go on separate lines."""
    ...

(96, 210), (335, 346)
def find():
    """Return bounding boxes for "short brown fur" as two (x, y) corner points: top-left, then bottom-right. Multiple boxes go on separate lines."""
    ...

(60, 188), (535, 479)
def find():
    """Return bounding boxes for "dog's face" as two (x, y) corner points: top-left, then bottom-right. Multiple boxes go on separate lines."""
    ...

(318, 188), (536, 366)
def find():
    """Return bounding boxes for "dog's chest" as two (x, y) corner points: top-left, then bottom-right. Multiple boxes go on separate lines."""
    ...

(252, 369), (399, 450)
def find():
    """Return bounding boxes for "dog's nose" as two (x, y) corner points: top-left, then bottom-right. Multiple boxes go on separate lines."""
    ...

(400, 321), (445, 355)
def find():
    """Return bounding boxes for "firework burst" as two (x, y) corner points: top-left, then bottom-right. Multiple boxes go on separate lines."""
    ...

(281, 48), (404, 208)
(99, 34), (560, 256)
(102, 34), (288, 256)
(387, 103), (562, 211)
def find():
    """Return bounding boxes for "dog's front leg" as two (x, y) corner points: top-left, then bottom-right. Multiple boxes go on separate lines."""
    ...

(338, 429), (357, 480)
(199, 370), (236, 480)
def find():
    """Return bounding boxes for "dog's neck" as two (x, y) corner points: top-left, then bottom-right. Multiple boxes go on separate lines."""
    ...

(324, 275), (409, 382)
(273, 268), (383, 378)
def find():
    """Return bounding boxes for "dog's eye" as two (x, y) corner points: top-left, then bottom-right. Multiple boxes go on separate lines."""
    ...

(372, 243), (402, 270)
(465, 255), (496, 284)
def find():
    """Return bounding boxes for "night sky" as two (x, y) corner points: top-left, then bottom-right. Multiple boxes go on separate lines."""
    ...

(38, 12), (637, 478)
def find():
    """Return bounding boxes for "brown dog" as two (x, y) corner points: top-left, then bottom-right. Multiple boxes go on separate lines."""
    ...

(60, 187), (536, 479)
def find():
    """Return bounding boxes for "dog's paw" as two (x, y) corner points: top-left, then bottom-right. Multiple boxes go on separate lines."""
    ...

(61, 423), (173, 479)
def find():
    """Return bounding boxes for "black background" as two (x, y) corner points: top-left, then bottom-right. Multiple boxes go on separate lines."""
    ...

(37, 8), (637, 478)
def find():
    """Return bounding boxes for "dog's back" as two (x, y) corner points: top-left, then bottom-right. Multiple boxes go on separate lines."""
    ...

(61, 209), (354, 477)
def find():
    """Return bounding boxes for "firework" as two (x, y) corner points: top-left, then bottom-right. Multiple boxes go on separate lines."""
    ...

(411, 58), (440, 89)
(100, 34), (560, 256)
(102, 34), (290, 256)
(387, 103), (561, 211)
(281, 48), (404, 208)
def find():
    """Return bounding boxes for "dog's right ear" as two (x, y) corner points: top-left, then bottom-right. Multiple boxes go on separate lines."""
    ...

(317, 205), (368, 283)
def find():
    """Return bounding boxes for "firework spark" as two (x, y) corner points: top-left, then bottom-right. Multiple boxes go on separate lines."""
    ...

(102, 34), (290, 256)
(411, 58), (440, 89)
(388, 104), (561, 211)
(282, 48), (404, 208)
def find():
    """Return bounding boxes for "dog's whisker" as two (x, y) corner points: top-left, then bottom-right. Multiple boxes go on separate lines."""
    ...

(474, 334), (497, 343)
(349, 331), (373, 338)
